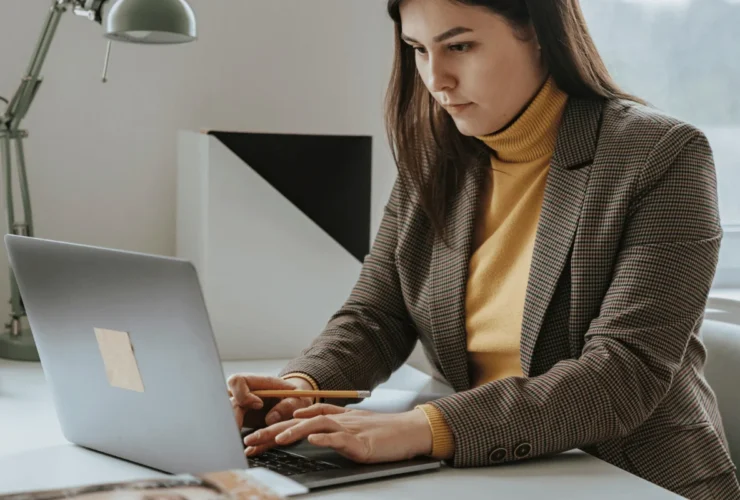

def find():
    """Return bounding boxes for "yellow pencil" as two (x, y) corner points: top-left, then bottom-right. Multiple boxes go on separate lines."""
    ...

(228, 389), (371, 399)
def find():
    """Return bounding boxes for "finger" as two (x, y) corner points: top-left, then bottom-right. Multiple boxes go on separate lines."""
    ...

(275, 415), (342, 447)
(229, 391), (263, 411)
(230, 397), (246, 427)
(229, 374), (296, 407)
(226, 375), (262, 408)
(244, 419), (302, 447)
(293, 403), (349, 418)
(231, 395), (261, 414)
(245, 443), (272, 457)
(266, 397), (312, 426)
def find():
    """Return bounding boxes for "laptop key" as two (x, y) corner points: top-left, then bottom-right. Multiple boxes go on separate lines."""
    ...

(247, 449), (342, 476)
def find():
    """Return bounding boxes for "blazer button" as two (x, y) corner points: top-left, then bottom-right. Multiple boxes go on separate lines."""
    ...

(489, 448), (507, 463)
(514, 443), (532, 459)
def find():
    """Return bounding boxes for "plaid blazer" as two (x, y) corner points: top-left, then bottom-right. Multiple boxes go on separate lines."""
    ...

(280, 96), (740, 497)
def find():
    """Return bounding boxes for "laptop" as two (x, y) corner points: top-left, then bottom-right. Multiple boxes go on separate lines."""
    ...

(4, 234), (441, 490)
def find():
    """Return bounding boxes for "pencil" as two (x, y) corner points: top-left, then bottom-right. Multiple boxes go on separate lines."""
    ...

(228, 389), (371, 399)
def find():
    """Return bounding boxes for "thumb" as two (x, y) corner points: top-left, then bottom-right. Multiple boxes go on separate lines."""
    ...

(227, 375), (294, 407)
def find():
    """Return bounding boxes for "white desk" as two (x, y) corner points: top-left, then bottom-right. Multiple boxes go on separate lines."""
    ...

(0, 359), (681, 499)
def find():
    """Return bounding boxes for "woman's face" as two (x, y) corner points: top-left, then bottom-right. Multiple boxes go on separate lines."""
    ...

(399, 0), (547, 136)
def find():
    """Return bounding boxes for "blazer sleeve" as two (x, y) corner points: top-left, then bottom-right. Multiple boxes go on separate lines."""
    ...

(278, 177), (419, 406)
(427, 123), (723, 467)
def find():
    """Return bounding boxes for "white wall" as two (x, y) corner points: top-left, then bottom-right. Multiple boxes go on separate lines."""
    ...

(0, 0), (432, 371)
(0, 0), (396, 253)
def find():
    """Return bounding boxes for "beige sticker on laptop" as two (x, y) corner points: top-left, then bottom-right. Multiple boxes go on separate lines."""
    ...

(94, 328), (145, 392)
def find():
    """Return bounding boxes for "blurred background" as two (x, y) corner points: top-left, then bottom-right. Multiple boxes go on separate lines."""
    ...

(581, 0), (740, 285)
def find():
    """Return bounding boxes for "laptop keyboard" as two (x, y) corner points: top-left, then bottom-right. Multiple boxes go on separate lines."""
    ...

(247, 448), (342, 476)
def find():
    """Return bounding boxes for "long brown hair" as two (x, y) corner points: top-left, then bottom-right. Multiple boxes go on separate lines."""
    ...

(385, 0), (643, 242)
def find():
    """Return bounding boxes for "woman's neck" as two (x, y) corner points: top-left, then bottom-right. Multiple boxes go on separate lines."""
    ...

(476, 75), (569, 163)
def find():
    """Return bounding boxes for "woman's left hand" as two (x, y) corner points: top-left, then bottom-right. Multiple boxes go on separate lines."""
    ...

(243, 404), (434, 464)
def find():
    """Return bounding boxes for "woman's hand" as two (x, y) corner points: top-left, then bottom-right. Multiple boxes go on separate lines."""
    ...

(227, 374), (314, 430)
(243, 404), (434, 464)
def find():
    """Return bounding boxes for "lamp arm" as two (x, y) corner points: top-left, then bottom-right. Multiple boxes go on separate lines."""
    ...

(0, 0), (107, 133)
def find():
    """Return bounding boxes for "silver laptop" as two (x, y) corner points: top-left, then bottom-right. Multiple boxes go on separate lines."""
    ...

(4, 235), (441, 490)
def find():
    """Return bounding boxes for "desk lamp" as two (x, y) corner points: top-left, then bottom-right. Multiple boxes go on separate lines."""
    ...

(0, 0), (197, 361)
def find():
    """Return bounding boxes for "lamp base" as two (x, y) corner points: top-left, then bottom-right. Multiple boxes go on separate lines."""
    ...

(0, 329), (40, 361)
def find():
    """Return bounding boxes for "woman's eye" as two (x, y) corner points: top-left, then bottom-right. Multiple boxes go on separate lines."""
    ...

(413, 46), (427, 55)
(449, 43), (472, 53)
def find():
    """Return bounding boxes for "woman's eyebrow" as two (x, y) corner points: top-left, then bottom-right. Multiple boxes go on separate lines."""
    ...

(401, 26), (474, 44)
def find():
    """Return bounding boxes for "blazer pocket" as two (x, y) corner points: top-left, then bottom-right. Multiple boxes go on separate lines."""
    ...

(623, 422), (737, 492)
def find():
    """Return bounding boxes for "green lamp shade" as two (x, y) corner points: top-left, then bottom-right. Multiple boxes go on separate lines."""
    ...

(104, 0), (197, 44)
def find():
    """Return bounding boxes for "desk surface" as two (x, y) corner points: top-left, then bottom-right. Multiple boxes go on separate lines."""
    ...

(0, 359), (681, 499)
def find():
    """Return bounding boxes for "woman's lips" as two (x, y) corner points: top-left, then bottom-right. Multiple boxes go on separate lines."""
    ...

(445, 102), (472, 113)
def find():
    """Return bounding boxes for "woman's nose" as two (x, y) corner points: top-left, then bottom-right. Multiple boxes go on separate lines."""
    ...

(427, 58), (455, 93)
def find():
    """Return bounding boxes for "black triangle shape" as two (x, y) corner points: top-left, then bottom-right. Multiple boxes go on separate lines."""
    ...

(209, 131), (371, 263)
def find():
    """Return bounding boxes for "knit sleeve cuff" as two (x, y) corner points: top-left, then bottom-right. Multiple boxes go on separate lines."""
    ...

(281, 372), (320, 404)
(416, 404), (455, 460)
(281, 372), (320, 390)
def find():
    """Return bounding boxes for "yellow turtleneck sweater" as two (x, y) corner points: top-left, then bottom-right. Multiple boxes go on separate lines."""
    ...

(417, 76), (569, 460)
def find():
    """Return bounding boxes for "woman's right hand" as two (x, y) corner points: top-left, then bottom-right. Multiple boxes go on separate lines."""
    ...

(227, 374), (315, 431)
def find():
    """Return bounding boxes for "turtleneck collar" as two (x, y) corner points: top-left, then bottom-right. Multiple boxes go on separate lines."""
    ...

(476, 75), (568, 163)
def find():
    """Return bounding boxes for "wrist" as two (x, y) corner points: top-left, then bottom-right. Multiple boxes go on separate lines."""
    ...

(283, 377), (314, 391)
(406, 408), (433, 457)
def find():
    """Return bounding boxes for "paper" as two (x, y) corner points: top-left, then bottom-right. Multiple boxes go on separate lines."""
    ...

(0, 470), (293, 500)
(202, 469), (304, 498)
(243, 469), (309, 497)
(93, 328), (145, 393)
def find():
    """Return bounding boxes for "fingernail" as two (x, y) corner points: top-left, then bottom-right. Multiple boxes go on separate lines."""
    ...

(250, 401), (263, 410)
(245, 446), (255, 456)
(266, 413), (280, 425)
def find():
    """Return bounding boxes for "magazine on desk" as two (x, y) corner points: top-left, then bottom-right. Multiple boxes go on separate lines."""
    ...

(0, 468), (309, 500)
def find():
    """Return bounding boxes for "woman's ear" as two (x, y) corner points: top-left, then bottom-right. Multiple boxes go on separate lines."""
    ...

(530, 30), (542, 54)
(512, 19), (537, 43)
(524, 24), (542, 55)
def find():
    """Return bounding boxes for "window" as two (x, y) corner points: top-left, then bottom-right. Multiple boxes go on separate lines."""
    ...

(581, 0), (740, 288)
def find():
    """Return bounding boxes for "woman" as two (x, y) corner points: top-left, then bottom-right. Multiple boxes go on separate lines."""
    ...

(228, 1), (740, 498)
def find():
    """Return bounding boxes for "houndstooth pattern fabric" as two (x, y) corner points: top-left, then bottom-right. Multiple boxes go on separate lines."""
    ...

(279, 97), (740, 498)
(676, 471), (740, 499)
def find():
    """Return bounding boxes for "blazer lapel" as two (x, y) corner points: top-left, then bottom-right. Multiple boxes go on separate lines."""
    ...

(429, 97), (604, 388)
(429, 158), (487, 392)
(519, 97), (604, 376)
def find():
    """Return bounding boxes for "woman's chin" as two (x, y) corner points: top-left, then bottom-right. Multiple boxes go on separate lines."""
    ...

(452, 119), (489, 137)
